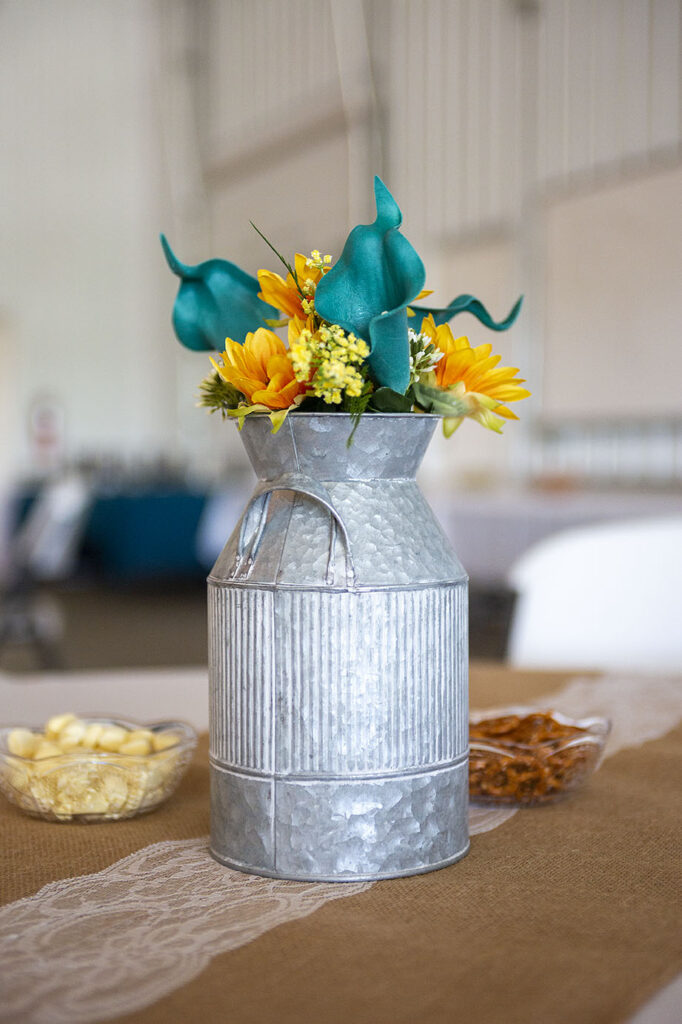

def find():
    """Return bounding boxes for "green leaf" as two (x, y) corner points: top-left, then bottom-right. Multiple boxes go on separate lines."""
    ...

(197, 371), (243, 417)
(343, 382), (374, 447)
(250, 221), (301, 290)
(412, 381), (470, 417)
(368, 387), (414, 413)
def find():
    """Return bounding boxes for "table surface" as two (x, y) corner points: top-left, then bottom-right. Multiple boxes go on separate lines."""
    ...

(1, 663), (681, 1024)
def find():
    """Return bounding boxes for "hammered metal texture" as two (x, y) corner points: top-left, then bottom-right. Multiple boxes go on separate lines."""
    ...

(210, 480), (465, 588)
(209, 414), (469, 881)
(210, 760), (469, 881)
(210, 766), (274, 872)
(239, 412), (439, 481)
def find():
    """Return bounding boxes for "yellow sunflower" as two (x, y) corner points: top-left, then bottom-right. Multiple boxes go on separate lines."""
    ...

(420, 314), (530, 435)
(212, 328), (307, 411)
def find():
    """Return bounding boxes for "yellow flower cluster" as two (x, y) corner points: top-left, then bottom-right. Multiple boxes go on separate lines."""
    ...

(301, 252), (332, 313)
(289, 320), (369, 405)
(305, 250), (332, 271)
(209, 247), (377, 426)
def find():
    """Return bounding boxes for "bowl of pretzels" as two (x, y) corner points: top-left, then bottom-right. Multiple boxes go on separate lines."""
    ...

(468, 707), (610, 806)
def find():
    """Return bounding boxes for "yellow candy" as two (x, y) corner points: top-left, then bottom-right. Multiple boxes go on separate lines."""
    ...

(127, 729), (154, 745)
(152, 732), (179, 752)
(8, 728), (38, 758)
(118, 737), (152, 756)
(45, 713), (78, 739)
(58, 720), (88, 751)
(81, 723), (105, 749)
(34, 740), (63, 760)
(98, 726), (128, 752)
(64, 787), (110, 815)
(3, 714), (185, 820)
(101, 769), (129, 804)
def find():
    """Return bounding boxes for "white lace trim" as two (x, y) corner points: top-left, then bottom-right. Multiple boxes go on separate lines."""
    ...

(1, 673), (679, 1024)
(0, 840), (371, 1024)
(531, 673), (682, 755)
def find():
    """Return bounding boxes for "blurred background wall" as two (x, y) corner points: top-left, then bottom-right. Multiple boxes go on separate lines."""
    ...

(3, 0), (682, 487)
(1, 0), (681, 668)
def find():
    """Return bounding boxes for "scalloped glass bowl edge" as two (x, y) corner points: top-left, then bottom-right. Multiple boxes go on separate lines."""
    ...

(469, 706), (611, 807)
(0, 718), (197, 822)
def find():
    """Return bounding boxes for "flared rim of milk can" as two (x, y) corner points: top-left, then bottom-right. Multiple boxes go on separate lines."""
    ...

(237, 412), (442, 482)
(239, 411), (441, 418)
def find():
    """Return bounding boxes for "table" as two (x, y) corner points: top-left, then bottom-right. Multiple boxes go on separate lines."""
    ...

(1, 664), (681, 1024)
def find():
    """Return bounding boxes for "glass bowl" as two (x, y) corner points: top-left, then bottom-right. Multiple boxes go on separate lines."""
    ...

(469, 706), (611, 806)
(0, 718), (197, 822)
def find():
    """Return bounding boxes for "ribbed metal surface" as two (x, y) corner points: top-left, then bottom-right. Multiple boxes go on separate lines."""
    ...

(209, 582), (467, 775)
(209, 586), (274, 772)
(274, 586), (467, 775)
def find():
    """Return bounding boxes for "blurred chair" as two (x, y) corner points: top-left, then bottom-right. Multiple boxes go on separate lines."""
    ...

(507, 517), (682, 672)
(0, 473), (92, 669)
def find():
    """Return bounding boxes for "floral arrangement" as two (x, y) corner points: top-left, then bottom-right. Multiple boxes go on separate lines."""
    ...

(162, 177), (529, 438)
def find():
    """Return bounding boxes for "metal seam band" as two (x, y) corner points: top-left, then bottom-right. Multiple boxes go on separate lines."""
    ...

(208, 750), (469, 783)
(207, 578), (468, 592)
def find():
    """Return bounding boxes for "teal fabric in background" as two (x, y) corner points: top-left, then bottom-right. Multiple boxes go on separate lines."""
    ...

(85, 491), (207, 580)
(15, 489), (208, 581)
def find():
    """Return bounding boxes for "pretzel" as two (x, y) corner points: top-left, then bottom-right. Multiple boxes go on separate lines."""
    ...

(469, 712), (598, 804)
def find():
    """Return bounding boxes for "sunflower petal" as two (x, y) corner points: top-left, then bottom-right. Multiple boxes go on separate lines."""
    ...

(257, 269), (303, 319)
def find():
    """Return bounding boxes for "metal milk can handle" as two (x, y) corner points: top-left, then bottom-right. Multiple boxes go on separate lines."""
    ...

(233, 472), (356, 587)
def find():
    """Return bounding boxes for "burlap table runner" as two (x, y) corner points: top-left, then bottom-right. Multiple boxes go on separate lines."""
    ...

(1, 665), (681, 1024)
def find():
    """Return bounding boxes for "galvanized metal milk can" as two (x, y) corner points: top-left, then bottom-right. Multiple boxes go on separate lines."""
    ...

(208, 413), (469, 880)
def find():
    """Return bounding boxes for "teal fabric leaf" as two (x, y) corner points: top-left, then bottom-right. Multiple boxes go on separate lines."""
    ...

(161, 235), (277, 351)
(314, 177), (425, 394)
(409, 294), (523, 332)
